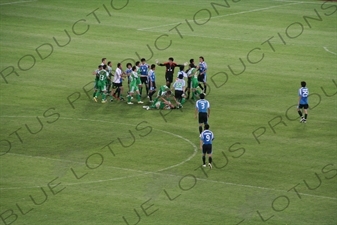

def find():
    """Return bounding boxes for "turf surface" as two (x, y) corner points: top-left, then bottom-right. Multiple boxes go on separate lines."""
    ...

(0, 0), (336, 224)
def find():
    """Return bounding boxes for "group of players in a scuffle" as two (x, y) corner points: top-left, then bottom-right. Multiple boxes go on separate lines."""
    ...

(92, 56), (208, 110)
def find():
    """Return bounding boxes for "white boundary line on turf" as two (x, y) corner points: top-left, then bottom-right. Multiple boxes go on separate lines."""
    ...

(1, 116), (336, 201)
(273, 0), (331, 5)
(2, 153), (336, 201)
(323, 47), (337, 56)
(137, 2), (303, 31)
(73, 117), (198, 173)
(0, 0), (37, 6)
(0, 116), (197, 189)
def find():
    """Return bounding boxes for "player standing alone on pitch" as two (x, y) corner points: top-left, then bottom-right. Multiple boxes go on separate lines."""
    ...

(297, 81), (309, 123)
(200, 124), (214, 169)
(195, 93), (210, 134)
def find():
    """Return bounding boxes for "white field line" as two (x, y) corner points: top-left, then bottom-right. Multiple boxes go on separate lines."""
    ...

(137, 2), (303, 31)
(71, 118), (198, 172)
(273, 0), (332, 5)
(1, 116), (336, 201)
(0, 116), (197, 187)
(2, 152), (336, 201)
(324, 47), (337, 56)
(0, 0), (37, 6)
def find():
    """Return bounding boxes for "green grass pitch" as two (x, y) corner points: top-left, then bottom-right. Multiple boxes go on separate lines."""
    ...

(0, 0), (336, 224)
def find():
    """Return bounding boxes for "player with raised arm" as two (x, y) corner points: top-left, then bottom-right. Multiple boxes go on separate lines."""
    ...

(156, 57), (183, 88)
(297, 81), (309, 123)
(200, 124), (214, 169)
(195, 93), (210, 134)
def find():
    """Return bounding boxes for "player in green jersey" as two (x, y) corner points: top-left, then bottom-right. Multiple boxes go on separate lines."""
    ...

(158, 84), (169, 95)
(135, 61), (142, 87)
(94, 65), (108, 103)
(142, 90), (176, 110)
(92, 65), (101, 98)
(185, 60), (196, 99)
(191, 71), (202, 101)
(152, 84), (169, 105)
(127, 66), (143, 105)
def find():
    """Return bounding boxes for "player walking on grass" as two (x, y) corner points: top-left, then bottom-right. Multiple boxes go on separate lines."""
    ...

(127, 66), (143, 105)
(94, 65), (108, 103)
(297, 81), (309, 123)
(195, 93), (210, 134)
(200, 124), (214, 169)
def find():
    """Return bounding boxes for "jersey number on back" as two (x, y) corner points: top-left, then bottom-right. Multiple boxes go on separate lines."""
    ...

(302, 89), (309, 97)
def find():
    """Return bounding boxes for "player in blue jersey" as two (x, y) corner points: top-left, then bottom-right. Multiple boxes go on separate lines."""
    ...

(195, 93), (210, 134)
(139, 58), (149, 97)
(197, 56), (208, 95)
(200, 124), (214, 169)
(148, 64), (157, 102)
(297, 81), (309, 123)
